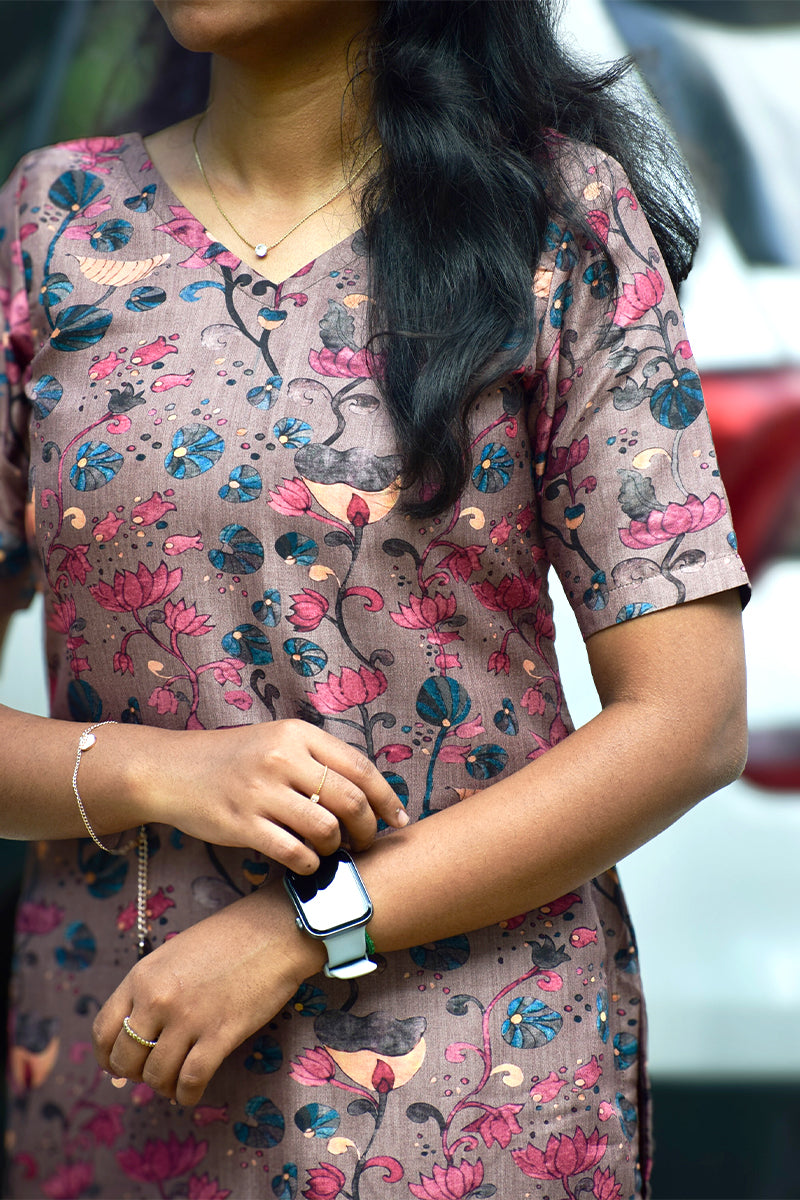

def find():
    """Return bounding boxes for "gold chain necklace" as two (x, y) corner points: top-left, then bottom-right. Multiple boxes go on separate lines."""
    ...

(191, 113), (381, 260)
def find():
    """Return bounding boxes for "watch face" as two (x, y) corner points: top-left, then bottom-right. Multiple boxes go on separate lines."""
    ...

(286, 849), (372, 937)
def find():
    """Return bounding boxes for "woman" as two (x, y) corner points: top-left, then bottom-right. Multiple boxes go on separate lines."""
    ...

(0, 2), (747, 1197)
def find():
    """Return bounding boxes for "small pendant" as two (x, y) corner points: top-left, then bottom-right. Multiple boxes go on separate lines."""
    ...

(254, 243), (268, 259)
(78, 732), (97, 751)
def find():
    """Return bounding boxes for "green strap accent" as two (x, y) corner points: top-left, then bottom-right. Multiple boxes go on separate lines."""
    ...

(365, 929), (376, 956)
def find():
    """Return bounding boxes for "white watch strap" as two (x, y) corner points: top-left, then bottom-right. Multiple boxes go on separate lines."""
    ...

(322, 926), (377, 979)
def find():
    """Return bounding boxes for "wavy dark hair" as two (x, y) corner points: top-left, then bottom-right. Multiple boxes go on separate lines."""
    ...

(128, 0), (699, 517)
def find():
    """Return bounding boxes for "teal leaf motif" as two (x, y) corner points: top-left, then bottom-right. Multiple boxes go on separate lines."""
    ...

(54, 921), (96, 971)
(251, 588), (281, 626)
(165, 423), (225, 479)
(409, 935), (470, 972)
(67, 679), (103, 723)
(69, 441), (123, 491)
(90, 219), (133, 252)
(51, 304), (112, 352)
(415, 676), (471, 728)
(650, 368), (704, 429)
(219, 464), (262, 503)
(221, 624), (272, 665)
(294, 1104), (340, 1139)
(48, 170), (103, 212)
(502, 997), (563, 1049)
(40, 273), (73, 308)
(234, 1096), (285, 1148)
(125, 286), (166, 312)
(246, 378), (282, 409)
(274, 532), (318, 566)
(244, 1034), (283, 1074)
(282, 638), (327, 677)
(465, 743), (509, 779)
(208, 525), (265, 574)
(271, 1164), (298, 1200)
(30, 375), (63, 420)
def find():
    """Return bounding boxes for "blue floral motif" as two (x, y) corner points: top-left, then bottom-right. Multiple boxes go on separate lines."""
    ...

(234, 1096), (285, 1149)
(282, 637), (327, 676)
(165, 423), (225, 479)
(549, 280), (573, 327)
(274, 532), (318, 566)
(502, 997), (563, 1049)
(294, 1103), (340, 1139)
(274, 417), (312, 448)
(219, 464), (263, 503)
(69, 441), (123, 491)
(252, 589), (282, 626)
(244, 1034), (283, 1075)
(472, 443), (514, 493)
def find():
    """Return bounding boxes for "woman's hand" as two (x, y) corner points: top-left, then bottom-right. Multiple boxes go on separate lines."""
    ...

(92, 880), (324, 1107)
(102, 718), (408, 874)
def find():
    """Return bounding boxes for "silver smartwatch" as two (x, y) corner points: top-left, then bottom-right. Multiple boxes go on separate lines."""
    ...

(284, 849), (377, 979)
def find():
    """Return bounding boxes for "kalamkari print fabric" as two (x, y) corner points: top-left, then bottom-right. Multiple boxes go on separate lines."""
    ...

(0, 134), (747, 1200)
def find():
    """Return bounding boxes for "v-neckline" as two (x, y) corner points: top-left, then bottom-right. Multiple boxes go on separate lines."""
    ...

(129, 131), (362, 291)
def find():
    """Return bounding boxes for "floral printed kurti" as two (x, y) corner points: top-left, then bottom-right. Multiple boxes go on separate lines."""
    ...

(0, 135), (746, 1200)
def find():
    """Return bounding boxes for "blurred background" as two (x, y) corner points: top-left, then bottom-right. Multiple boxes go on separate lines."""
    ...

(0, 1), (798, 1195)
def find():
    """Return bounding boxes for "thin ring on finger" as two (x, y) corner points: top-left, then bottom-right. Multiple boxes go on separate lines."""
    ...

(122, 1015), (158, 1049)
(308, 763), (329, 805)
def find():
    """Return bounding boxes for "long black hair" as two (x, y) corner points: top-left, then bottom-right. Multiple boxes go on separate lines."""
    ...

(127, 0), (699, 518)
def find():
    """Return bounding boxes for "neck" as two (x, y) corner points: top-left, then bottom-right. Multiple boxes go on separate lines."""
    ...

(202, 8), (374, 203)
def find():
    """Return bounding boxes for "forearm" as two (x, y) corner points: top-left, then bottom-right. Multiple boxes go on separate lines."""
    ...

(358, 694), (740, 953)
(0, 705), (163, 840)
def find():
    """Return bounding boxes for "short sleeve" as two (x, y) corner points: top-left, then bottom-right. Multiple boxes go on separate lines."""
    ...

(527, 149), (749, 639)
(0, 164), (36, 615)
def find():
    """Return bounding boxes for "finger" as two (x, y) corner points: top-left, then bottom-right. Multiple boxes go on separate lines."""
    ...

(106, 1011), (162, 1082)
(175, 1039), (224, 1108)
(141, 1029), (196, 1101)
(93, 984), (136, 1071)
(305, 734), (409, 832)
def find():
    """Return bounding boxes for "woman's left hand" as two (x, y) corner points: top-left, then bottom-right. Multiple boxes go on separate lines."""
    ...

(92, 881), (324, 1106)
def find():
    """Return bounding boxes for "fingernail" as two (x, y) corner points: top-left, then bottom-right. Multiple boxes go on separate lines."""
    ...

(396, 807), (409, 826)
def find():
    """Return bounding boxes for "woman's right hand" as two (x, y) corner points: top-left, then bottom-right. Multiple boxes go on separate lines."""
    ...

(129, 719), (407, 872)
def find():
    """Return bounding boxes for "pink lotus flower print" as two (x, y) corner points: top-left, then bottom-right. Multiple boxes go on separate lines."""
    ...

(288, 589), (329, 631)
(391, 591), (457, 631)
(164, 599), (214, 636)
(268, 477), (314, 516)
(619, 492), (726, 549)
(156, 206), (241, 270)
(593, 1166), (623, 1200)
(15, 901), (64, 936)
(462, 1103), (524, 1149)
(471, 567), (541, 615)
(512, 1126), (607, 1180)
(187, 1174), (232, 1200)
(302, 1163), (346, 1200)
(116, 1131), (208, 1183)
(409, 1158), (485, 1199)
(289, 1045), (337, 1086)
(42, 1162), (94, 1199)
(308, 665), (387, 714)
(90, 561), (181, 612)
(80, 1103), (125, 1147)
(613, 267), (665, 327)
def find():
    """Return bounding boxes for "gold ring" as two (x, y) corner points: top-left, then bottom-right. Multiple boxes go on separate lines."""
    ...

(122, 1015), (158, 1049)
(309, 764), (329, 805)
